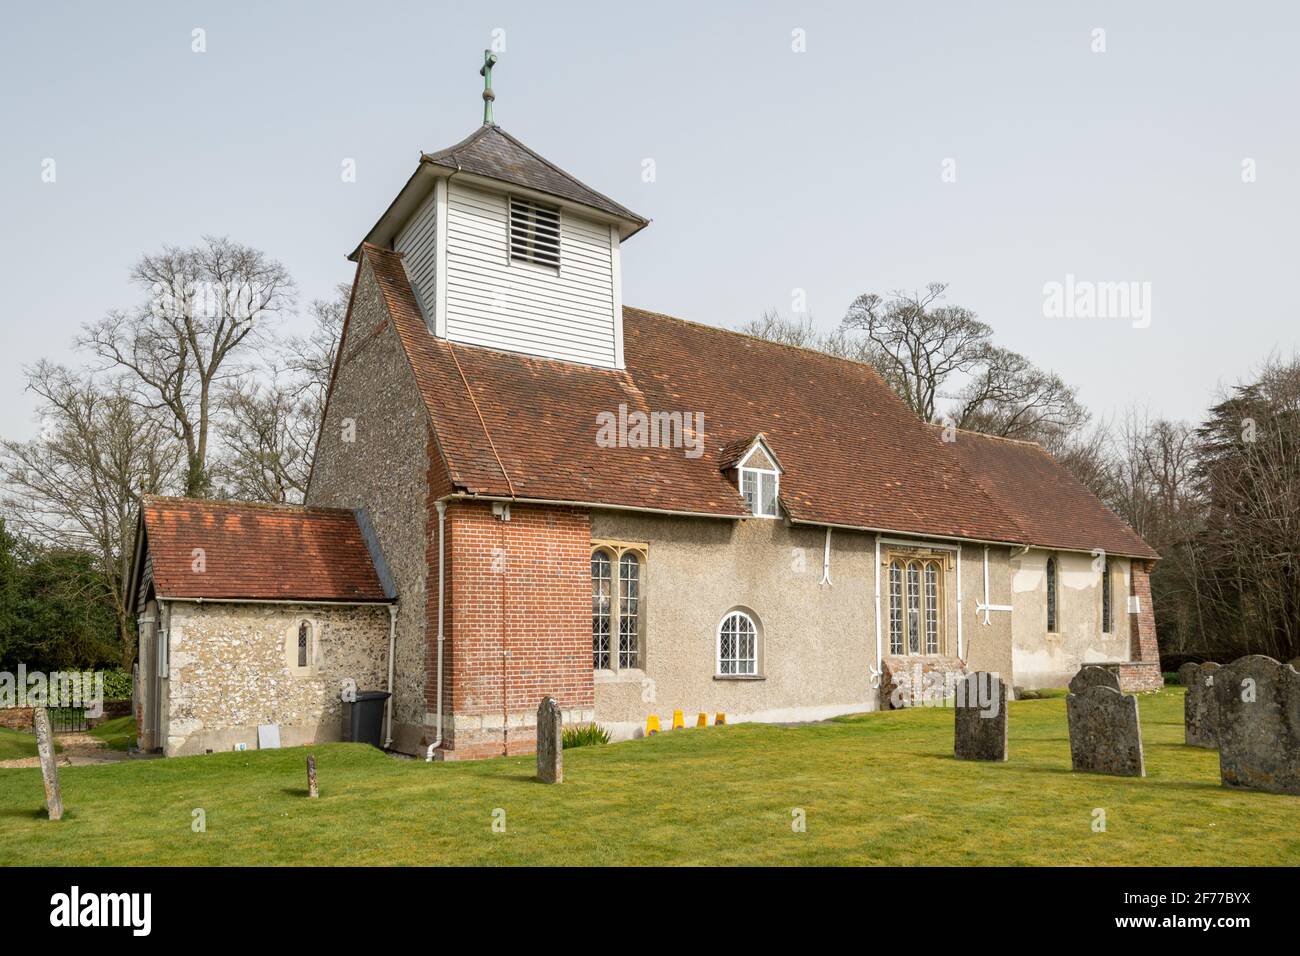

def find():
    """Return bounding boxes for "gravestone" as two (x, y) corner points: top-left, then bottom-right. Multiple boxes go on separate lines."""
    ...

(1180, 662), (1220, 748)
(1066, 667), (1145, 777)
(954, 672), (1007, 761)
(536, 696), (563, 784)
(1214, 655), (1300, 795)
(33, 707), (64, 821)
(1071, 664), (1121, 694)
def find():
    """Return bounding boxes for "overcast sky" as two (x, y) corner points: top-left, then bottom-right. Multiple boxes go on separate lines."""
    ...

(2, 1), (1297, 442)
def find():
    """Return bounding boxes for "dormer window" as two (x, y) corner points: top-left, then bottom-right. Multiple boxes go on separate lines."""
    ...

(741, 466), (778, 517)
(728, 437), (782, 519)
(509, 197), (560, 268)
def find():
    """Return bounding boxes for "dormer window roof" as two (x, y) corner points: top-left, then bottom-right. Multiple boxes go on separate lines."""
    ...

(720, 433), (783, 519)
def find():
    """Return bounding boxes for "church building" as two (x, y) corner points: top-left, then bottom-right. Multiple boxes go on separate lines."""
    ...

(129, 61), (1160, 758)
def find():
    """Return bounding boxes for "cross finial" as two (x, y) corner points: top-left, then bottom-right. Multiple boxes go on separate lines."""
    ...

(480, 50), (498, 126)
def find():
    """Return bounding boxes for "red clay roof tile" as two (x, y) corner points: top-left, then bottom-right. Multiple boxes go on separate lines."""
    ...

(139, 496), (390, 602)
(362, 245), (1156, 558)
(937, 427), (1158, 560)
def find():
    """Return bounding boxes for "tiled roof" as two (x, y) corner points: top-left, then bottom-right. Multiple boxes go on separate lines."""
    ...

(937, 427), (1159, 560)
(718, 434), (774, 471)
(365, 246), (1008, 541)
(363, 244), (1156, 558)
(138, 497), (391, 602)
(422, 125), (647, 227)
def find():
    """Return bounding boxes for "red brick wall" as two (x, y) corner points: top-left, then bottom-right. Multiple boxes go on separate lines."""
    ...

(0, 708), (32, 730)
(435, 501), (593, 757)
(1128, 561), (1160, 666)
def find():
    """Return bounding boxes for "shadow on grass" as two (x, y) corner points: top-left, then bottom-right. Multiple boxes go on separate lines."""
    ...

(501, 772), (548, 784)
(0, 806), (61, 821)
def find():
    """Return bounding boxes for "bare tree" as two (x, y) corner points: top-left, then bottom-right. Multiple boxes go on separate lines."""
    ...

(0, 363), (180, 666)
(1042, 420), (1117, 503)
(840, 283), (992, 421)
(217, 284), (348, 503)
(1194, 358), (1300, 660)
(739, 309), (821, 349)
(78, 237), (296, 497)
(283, 282), (348, 419)
(217, 372), (317, 503)
(953, 345), (1090, 442)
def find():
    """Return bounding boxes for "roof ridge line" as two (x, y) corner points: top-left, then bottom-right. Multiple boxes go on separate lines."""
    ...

(623, 305), (888, 371)
(923, 421), (1045, 449)
(142, 495), (356, 516)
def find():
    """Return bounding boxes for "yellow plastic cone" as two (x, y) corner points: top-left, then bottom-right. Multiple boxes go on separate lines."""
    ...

(696, 712), (707, 727)
(671, 709), (684, 730)
(715, 712), (726, 725)
(646, 714), (661, 736)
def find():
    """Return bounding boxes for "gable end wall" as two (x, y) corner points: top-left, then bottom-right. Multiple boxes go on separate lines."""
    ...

(307, 258), (447, 751)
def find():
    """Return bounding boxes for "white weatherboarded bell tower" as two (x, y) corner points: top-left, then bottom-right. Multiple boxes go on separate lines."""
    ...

(350, 52), (649, 369)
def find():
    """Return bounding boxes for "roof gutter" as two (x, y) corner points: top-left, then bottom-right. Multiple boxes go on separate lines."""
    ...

(439, 495), (1151, 560)
(162, 596), (395, 607)
(787, 516), (1021, 551)
(441, 491), (745, 522)
(788, 517), (1155, 561)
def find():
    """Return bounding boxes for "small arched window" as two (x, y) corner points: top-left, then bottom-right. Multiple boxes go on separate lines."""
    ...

(1101, 559), (1112, 633)
(1046, 557), (1058, 633)
(297, 621), (311, 668)
(718, 610), (759, 676)
(591, 551), (612, 669)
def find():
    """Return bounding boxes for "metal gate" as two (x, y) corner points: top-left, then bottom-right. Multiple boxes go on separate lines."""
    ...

(49, 706), (88, 733)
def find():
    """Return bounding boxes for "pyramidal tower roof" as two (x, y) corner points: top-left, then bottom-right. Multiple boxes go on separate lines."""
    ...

(351, 123), (648, 260)
(422, 124), (646, 225)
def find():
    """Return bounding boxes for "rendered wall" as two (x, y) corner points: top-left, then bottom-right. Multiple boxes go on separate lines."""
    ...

(1010, 550), (1132, 689)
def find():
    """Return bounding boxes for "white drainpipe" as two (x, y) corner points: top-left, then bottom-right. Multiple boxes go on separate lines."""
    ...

(383, 603), (397, 749)
(425, 500), (447, 761)
(873, 534), (882, 666)
(956, 545), (963, 660)
(820, 526), (833, 585)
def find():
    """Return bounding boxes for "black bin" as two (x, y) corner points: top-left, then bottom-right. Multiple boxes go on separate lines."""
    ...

(345, 691), (391, 748)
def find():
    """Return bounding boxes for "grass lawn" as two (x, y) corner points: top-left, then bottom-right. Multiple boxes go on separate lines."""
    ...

(0, 688), (1296, 866)
(0, 728), (40, 762)
(0, 727), (68, 761)
(88, 715), (136, 752)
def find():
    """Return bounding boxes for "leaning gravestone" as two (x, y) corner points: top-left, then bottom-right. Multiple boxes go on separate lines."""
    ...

(1066, 666), (1145, 777)
(1179, 662), (1220, 748)
(954, 672), (1007, 761)
(33, 707), (64, 821)
(1214, 655), (1300, 795)
(536, 696), (563, 784)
